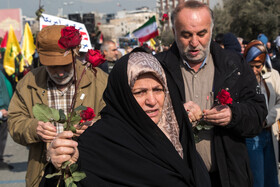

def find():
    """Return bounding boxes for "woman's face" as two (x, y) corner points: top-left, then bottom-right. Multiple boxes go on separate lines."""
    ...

(132, 73), (165, 124)
(249, 61), (263, 77)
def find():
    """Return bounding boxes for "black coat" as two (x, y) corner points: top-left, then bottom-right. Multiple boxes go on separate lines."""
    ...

(156, 41), (267, 187)
(76, 53), (210, 187)
(271, 51), (280, 74)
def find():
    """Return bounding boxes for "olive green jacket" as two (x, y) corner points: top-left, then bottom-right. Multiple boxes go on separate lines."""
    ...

(8, 61), (108, 187)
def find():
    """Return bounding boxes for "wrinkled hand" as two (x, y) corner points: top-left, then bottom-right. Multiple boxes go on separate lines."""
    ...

(203, 105), (232, 126)
(184, 101), (203, 123)
(0, 109), (8, 117)
(73, 118), (97, 137)
(48, 131), (79, 169)
(36, 121), (57, 142)
(74, 124), (88, 137)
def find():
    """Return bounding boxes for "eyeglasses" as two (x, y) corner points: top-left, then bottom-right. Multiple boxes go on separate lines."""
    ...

(250, 65), (263, 69)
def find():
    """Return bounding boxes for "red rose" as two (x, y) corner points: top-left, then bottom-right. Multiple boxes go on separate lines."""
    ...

(216, 89), (233, 105)
(80, 107), (95, 123)
(161, 13), (169, 21)
(58, 26), (82, 50)
(85, 49), (106, 67)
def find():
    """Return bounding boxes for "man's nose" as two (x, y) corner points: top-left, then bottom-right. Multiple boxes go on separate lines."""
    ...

(56, 68), (66, 77)
(190, 36), (199, 47)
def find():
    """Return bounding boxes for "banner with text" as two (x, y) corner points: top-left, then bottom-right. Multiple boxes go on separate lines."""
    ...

(40, 13), (92, 52)
(0, 8), (22, 41)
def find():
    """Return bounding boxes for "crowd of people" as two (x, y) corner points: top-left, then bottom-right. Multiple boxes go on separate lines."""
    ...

(0, 0), (280, 187)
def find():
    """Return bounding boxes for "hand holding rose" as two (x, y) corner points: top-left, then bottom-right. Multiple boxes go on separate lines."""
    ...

(203, 105), (232, 126)
(36, 121), (57, 142)
(48, 131), (79, 169)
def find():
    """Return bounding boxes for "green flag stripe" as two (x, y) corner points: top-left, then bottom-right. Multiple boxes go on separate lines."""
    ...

(132, 16), (156, 33)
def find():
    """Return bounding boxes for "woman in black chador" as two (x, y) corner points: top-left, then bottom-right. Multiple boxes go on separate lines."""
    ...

(43, 49), (210, 187)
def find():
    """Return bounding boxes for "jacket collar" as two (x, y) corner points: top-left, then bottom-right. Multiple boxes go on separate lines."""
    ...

(27, 60), (93, 105)
(28, 60), (92, 89)
(161, 41), (238, 98)
(210, 41), (228, 93)
(160, 42), (186, 101)
(261, 65), (272, 79)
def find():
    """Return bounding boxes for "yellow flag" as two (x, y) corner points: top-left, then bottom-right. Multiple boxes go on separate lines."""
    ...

(3, 25), (21, 76)
(149, 38), (156, 50)
(20, 23), (36, 73)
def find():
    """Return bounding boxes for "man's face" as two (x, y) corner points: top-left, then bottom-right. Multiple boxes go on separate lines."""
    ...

(173, 7), (212, 64)
(104, 43), (119, 62)
(266, 42), (271, 49)
(46, 63), (74, 86)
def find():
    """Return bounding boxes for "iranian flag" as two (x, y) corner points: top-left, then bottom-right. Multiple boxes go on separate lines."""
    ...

(132, 16), (159, 43)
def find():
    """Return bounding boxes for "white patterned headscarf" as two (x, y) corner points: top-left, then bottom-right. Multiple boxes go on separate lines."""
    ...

(127, 52), (183, 158)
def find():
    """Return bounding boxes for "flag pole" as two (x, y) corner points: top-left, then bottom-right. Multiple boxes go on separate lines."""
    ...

(38, 0), (41, 28)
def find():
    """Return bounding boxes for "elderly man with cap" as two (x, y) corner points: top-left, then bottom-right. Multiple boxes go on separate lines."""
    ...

(7, 25), (108, 187)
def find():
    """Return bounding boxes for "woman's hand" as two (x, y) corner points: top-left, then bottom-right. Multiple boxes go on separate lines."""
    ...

(48, 131), (79, 169)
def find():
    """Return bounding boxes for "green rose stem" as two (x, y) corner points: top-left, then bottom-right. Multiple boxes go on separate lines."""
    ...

(58, 49), (83, 186)
(65, 49), (89, 131)
(65, 48), (78, 131)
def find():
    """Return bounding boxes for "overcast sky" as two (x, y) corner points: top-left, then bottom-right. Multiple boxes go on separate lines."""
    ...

(0, 0), (157, 17)
(0, 0), (220, 18)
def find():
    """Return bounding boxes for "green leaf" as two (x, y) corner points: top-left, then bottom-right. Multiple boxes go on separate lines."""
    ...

(70, 163), (78, 173)
(70, 115), (82, 125)
(195, 125), (203, 131)
(203, 125), (213, 130)
(32, 103), (60, 122)
(62, 161), (71, 170)
(72, 171), (87, 182)
(45, 170), (62, 178)
(194, 134), (200, 143)
(69, 125), (77, 133)
(49, 107), (60, 121)
(74, 105), (87, 112)
(58, 109), (67, 123)
(69, 182), (77, 187)
(64, 176), (74, 187)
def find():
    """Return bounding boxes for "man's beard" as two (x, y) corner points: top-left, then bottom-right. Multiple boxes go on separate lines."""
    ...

(182, 45), (209, 64)
(47, 69), (74, 86)
(176, 37), (211, 64)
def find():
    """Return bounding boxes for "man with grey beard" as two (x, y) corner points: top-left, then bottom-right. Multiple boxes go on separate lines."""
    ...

(156, 1), (267, 186)
(7, 25), (108, 187)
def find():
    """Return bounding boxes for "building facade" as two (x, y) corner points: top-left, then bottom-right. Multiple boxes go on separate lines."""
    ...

(99, 7), (156, 43)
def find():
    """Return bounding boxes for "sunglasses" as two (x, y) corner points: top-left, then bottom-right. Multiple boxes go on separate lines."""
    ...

(250, 65), (263, 69)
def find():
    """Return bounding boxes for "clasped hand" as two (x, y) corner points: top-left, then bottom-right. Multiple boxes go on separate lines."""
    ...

(40, 119), (97, 168)
(184, 101), (232, 126)
(36, 121), (91, 143)
(48, 131), (79, 169)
